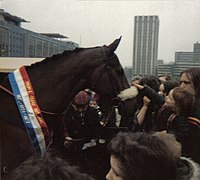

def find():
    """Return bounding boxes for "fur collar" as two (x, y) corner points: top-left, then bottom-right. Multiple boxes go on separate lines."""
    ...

(177, 157), (200, 180)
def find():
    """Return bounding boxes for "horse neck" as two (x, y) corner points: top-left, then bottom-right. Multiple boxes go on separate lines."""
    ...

(27, 55), (95, 113)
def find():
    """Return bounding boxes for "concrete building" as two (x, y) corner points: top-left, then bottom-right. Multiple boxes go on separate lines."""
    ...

(157, 61), (173, 77)
(157, 42), (200, 79)
(0, 9), (78, 57)
(132, 16), (159, 76)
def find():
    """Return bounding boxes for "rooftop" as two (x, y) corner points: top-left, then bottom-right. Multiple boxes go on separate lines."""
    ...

(40, 33), (68, 39)
(0, 9), (28, 23)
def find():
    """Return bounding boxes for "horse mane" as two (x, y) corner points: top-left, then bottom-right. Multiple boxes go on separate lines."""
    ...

(26, 47), (85, 69)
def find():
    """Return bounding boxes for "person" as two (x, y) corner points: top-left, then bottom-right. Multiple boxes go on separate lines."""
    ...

(130, 75), (161, 132)
(158, 73), (172, 83)
(180, 67), (200, 119)
(158, 80), (179, 97)
(106, 131), (200, 180)
(177, 67), (200, 163)
(8, 152), (95, 180)
(63, 91), (102, 151)
(84, 89), (98, 108)
(132, 83), (199, 162)
(153, 132), (200, 180)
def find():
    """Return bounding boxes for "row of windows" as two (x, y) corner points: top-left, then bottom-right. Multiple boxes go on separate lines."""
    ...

(10, 44), (22, 48)
(0, 23), (78, 57)
(11, 31), (23, 36)
(28, 36), (60, 58)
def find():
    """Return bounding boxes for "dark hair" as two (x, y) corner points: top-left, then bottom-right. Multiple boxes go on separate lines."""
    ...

(9, 153), (94, 180)
(180, 67), (200, 99)
(163, 80), (179, 95)
(131, 75), (142, 82)
(172, 87), (195, 117)
(138, 75), (161, 108)
(159, 74), (172, 81)
(108, 132), (177, 180)
(140, 75), (161, 92)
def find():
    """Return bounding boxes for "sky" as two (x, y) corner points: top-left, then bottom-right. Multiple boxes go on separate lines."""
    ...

(1, 0), (200, 67)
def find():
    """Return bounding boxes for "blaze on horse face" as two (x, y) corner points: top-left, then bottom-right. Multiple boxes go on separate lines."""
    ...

(92, 37), (138, 116)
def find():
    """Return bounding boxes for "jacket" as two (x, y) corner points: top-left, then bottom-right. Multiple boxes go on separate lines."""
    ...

(64, 105), (101, 141)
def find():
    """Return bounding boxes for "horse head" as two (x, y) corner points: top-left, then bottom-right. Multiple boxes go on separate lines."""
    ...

(89, 37), (138, 116)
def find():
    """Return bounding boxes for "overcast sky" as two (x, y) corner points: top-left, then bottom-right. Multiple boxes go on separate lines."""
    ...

(1, 0), (200, 67)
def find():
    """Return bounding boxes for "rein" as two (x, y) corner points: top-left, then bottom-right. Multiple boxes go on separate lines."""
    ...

(100, 105), (115, 127)
(0, 84), (60, 116)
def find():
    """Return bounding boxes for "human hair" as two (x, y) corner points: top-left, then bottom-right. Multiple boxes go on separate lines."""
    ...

(159, 74), (172, 81)
(163, 80), (179, 95)
(172, 87), (195, 116)
(153, 132), (181, 162)
(131, 75), (142, 82)
(9, 153), (94, 180)
(140, 75), (161, 92)
(180, 67), (200, 99)
(107, 132), (177, 180)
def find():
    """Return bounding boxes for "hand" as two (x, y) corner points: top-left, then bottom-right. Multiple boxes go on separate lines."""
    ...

(132, 82), (144, 90)
(143, 96), (150, 106)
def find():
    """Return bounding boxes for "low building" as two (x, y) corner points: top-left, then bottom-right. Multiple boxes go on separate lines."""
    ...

(0, 9), (78, 57)
(157, 42), (200, 79)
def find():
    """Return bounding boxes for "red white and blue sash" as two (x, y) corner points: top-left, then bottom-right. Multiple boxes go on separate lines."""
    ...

(8, 66), (50, 156)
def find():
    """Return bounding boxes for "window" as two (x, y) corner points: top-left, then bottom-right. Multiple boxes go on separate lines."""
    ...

(28, 36), (36, 57)
(43, 40), (48, 57)
(36, 38), (42, 57)
(0, 26), (9, 56)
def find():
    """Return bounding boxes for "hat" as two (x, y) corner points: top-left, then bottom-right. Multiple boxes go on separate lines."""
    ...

(73, 91), (89, 105)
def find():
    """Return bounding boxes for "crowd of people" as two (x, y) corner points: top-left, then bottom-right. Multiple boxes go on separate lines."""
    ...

(7, 67), (200, 180)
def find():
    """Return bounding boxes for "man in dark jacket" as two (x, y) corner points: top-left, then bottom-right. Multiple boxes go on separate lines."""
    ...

(64, 91), (102, 150)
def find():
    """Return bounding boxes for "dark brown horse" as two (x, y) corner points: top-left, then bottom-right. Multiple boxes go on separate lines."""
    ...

(0, 37), (137, 178)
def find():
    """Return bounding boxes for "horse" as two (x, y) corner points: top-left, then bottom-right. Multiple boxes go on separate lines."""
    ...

(0, 37), (138, 178)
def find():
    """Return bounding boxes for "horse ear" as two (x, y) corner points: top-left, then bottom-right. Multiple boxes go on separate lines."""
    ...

(107, 36), (122, 54)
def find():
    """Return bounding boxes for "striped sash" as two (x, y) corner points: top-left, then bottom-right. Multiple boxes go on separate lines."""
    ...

(8, 66), (51, 156)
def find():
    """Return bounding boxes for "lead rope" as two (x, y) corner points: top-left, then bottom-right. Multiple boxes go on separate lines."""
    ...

(0, 84), (60, 116)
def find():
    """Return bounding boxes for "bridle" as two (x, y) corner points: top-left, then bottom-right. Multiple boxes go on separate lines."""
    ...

(62, 46), (123, 125)
(89, 46), (126, 126)
(91, 46), (122, 106)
